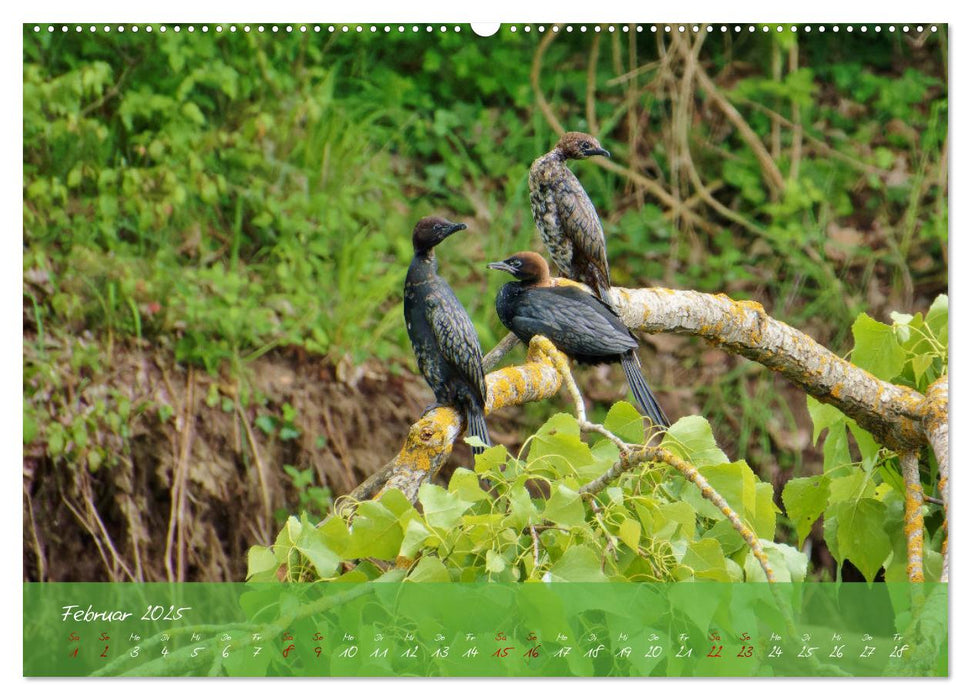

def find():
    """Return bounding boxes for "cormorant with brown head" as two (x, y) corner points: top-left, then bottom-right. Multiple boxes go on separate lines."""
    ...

(404, 216), (490, 453)
(529, 131), (614, 308)
(488, 251), (669, 429)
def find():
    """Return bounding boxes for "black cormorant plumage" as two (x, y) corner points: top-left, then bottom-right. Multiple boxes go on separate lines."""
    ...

(404, 216), (490, 453)
(488, 251), (669, 428)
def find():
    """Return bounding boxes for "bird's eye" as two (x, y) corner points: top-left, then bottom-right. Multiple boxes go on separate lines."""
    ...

(580, 141), (591, 150)
(509, 259), (522, 268)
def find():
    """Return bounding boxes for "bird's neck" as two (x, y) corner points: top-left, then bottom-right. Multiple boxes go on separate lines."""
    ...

(544, 147), (567, 164)
(409, 250), (438, 280)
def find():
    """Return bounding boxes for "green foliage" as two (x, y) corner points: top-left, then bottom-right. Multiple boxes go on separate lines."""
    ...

(23, 27), (947, 584)
(275, 465), (333, 525)
(251, 405), (802, 584)
(786, 296), (948, 581)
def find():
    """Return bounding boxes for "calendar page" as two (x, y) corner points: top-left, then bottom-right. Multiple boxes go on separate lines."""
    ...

(22, 21), (948, 678)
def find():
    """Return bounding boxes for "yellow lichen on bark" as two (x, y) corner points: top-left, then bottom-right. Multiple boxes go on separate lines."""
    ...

(901, 451), (925, 583)
(374, 336), (566, 501)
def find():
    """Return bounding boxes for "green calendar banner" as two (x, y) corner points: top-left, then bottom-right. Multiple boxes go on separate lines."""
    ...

(23, 582), (947, 677)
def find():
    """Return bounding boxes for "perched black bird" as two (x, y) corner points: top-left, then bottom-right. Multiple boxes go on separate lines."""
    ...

(488, 251), (669, 428)
(529, 131), (614, 307)
(404, 216), (490, 453)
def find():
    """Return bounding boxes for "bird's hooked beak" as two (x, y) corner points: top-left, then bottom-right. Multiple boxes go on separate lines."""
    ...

(586, 146), (610, 158)
(487, 260), (517, 275)
(438, 221), (467, 242)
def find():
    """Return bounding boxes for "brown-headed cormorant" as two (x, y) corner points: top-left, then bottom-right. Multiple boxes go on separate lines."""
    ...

(404, 216), (490, 453)
(488, 251), (669, 428)
(529, 131), (614, 308)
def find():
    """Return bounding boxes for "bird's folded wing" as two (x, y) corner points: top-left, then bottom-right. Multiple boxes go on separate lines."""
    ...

(554, 178), (610, 275)
(511, 289), (635, 357)
(426, 292), (487, 403)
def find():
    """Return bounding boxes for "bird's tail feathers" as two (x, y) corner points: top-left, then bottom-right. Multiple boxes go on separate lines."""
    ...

(466, 407), (491, 456)
(621, 352), (670, 429)
(590, 266), (617, 314)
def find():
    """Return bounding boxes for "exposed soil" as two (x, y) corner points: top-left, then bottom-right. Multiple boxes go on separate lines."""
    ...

(23, 343), (439, 582)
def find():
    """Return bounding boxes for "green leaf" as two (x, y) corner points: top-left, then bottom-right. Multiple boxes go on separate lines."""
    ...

(682, 538), (731, 581)
(700, 461), (756, 519)
(527, 413), (595, 477)
(246, 546), (278, 581)
(847, 420), (881, 467)
(925, 294), (947, 342)
(822, 423), (851, 472)
(418, 483), (473, 530)
(542, 484), (586, 528)
(652, 501), (696, 541)
(505, 485), (540, 530)
(448, 468), (490, 502)
(485, 549), (506, 573)
(603, 401), (645, 444)
(617, 518), (642, 550)
(850, 313), (906, 381)
(295, 528), (339, 578)
(806, 396), (846, 444)
(834, 498), (892, 581)
(661, 415), (730, 467)
(380, 488), (415, 519)
(474, 444), (511, 475)
(399, 518), (433, 559)
(890, 311), (914, 343)
(744, 541), (808, 582)
(346, 501), (403, 560)
(782, 475), (830, 546)
(317, 517), (351, 557)
(828, 470), (873, 504)
(548, 544), (608, 582)
(254, 414), (275, 434)
(406, 556), (451, 582)
(279, 426), (300, 441)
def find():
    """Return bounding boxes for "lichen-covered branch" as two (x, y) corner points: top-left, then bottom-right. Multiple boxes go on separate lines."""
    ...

(923, 376), (948, 582)
(351, 336), (564, 503)
(901, 451), (924, 583)
(609, 286), (928, 451)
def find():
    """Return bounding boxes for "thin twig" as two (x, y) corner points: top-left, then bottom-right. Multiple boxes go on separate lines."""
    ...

(738, 98), (887, 176)
(530, 25), (565, 137)
(482, 331), (521, 372)
(585, 33), (601, 135)
(788, 41), (803, 181)
(530, 335), (631, 453)
(682, 42), (786, 194)
(578, 444), (777, 582)
(164, 369), (194, 582)
(24, 484), (47, 581)
(79, 65), (131, 118)
(530, 524), (541, 570)
(237, 400), (273, 538)
(590, 498), (619, 559)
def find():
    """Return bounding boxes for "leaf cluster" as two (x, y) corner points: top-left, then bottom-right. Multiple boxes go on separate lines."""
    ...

(251, 404), (806, 584)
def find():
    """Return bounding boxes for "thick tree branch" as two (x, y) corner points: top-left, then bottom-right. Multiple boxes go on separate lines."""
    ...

(354, 284), (944, 499)
(608, 286), (928, 451)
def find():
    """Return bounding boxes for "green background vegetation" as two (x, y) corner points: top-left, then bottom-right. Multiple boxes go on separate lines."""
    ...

(23, 24), (947, 583)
